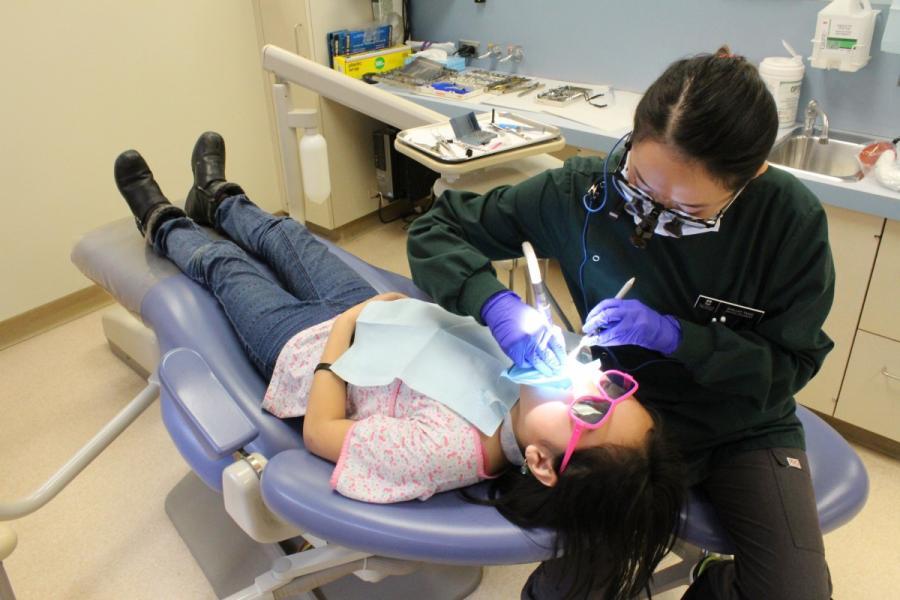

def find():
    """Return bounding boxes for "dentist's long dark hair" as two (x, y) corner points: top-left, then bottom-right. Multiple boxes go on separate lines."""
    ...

(632, 45), (778, 191)
(462, 424), (685, 599)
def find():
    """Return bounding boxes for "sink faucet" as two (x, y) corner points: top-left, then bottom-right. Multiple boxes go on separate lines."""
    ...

(804, 100), (830, 144)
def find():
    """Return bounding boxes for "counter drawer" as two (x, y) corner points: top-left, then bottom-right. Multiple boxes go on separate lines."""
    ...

(834, 330), (900, 442)
(860, 219), (900, 342)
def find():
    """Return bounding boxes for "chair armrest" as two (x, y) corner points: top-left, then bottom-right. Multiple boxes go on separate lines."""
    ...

(158, 348), (258, 457)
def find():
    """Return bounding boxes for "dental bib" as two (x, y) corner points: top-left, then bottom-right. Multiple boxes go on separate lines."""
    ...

(331, 299), (519, 435)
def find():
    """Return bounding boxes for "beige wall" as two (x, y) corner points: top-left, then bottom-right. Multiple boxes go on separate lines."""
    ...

(0, 1), (281, 321)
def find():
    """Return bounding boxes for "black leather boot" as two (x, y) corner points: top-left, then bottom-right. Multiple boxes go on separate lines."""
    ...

(185, 131), (244, 227)
(114, 150), (185, 241)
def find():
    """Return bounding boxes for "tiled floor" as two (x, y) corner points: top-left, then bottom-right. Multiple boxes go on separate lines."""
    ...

(1, 218), (897, 599)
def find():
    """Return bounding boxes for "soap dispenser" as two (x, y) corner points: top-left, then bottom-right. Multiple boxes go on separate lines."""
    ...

(810, 0), (880, 72)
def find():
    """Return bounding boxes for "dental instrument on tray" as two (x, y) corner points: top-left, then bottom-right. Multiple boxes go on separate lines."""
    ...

(432, 134), (465, 158)
(395, 110), (562, 164)
(488, 122), (528, 139)
(536, 85), (594, 106)
(568, 277), (635, 361)
(517, 82), (545, 97)
(486, 75), (533, 94)
(584, 91), (608, 109)
(494, 122), (545, 134)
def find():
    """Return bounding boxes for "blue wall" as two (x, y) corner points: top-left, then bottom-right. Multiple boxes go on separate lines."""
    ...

(410, 0), (900, 138)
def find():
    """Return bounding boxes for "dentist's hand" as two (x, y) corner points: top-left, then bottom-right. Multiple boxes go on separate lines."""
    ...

(583, 298), (682, 355)
(481, 291), (566, 376)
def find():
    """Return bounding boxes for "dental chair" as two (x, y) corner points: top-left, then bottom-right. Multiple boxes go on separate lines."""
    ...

(71, 218), (548, 600)
(67, 215), (870, 600)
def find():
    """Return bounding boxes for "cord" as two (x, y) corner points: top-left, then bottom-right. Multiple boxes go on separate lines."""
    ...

(375, 191), (434, 228)
(577, 133), (629, 312)
(401, 191), (434, 230)
(376, 192), (408, 224)
(402, 0), (411, 41)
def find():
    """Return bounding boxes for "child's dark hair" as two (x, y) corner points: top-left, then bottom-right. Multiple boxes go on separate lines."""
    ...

(463, 424), (686, 599)
(633, 45), (778, 190)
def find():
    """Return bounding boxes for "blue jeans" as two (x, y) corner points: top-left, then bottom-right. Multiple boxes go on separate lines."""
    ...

(152, 195), (377, 379)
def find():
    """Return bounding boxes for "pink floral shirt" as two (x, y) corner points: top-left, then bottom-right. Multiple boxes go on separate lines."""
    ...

(262, 318), (491, 503)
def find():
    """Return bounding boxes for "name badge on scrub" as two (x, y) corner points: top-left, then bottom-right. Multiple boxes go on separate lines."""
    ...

(694, 295), (765, 328)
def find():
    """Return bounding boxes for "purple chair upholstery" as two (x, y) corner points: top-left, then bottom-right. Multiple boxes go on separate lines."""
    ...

(72, 218), (869, 567)
(678, 406), (869, 554)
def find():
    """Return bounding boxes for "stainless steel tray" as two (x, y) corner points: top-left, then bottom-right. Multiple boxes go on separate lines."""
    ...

(396, 111), (562, 164)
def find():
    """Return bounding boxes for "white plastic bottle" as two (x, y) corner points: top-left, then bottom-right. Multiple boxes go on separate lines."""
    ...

(810, 0), (880, 72)
(760, 42), (805, 128)
(299, 131), (331, 205)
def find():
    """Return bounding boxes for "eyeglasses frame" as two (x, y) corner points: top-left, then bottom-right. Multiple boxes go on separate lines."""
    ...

(558, 369), (639, 474)
(610, 134), (748, 230)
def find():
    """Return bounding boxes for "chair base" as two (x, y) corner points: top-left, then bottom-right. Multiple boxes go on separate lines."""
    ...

(101, 305), (159, 379)
(648, 540), (704, 596)
(0, 562), (16, 600)
(165, 471), (483, 599)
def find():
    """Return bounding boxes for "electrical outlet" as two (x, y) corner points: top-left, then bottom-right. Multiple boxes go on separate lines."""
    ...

(458, 40), (480, 58)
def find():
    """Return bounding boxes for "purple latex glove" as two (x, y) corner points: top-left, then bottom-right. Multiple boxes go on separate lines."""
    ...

(481, 291), (566, 376)
(583, 298), (682, 355)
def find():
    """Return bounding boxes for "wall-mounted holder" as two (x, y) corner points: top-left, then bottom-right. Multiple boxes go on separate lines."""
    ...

(478, 43), (504, 61)
(271, 83), (332, 218)
(261, 46), (445, 223)
(501, 45), (524, 64)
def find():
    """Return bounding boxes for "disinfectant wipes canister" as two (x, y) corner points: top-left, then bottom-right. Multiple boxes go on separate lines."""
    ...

(760, 43), (805, 128)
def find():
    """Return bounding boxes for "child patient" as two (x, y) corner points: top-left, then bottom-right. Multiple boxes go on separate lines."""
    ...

(114, 132), (686, 599)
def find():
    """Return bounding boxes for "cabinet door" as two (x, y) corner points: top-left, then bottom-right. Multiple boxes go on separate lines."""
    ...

(834, 330), (900, 442)
(795, 206), (884, 415)
(860, 218), (900, 342)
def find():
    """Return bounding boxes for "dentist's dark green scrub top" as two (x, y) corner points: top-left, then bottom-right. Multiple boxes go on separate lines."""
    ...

(407, 156), (835, 483)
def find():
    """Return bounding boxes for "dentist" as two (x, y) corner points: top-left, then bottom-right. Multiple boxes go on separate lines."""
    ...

(408, 47), (835, 599)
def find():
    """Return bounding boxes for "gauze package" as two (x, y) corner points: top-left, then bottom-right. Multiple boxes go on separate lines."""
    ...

(331, 299), (519, 435)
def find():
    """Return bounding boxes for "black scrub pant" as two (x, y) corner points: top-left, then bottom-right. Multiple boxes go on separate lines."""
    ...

(521, 447), (833, 600)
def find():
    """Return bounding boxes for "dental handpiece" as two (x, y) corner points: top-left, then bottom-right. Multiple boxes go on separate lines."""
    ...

(521, 241), (553, 325)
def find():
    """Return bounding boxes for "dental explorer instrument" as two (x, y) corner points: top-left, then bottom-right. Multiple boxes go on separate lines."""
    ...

(568, 277), (635, 361)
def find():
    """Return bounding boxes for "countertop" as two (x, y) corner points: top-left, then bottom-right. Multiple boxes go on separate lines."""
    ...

(380, 75), (900, 221)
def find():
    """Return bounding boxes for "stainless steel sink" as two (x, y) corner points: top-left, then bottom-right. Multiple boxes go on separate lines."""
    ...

(768, 127), (869, 181)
